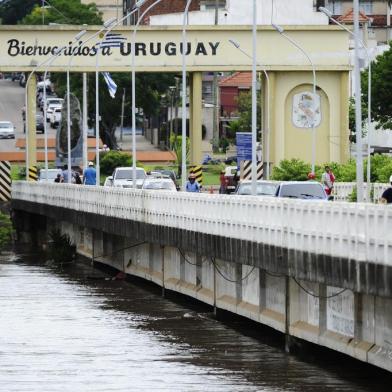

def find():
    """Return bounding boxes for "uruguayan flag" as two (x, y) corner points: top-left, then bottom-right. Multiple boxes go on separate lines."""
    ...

(102, 72), (117, 99)
(98, 32), (127, 49)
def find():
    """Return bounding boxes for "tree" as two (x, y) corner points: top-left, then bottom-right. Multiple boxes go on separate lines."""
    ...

(21, 0), (102, 25)
(361, 42), (392, 130)
(235, 91), (262, 132)
(50, 71), (176, 149)
(0, 0), (38, 24)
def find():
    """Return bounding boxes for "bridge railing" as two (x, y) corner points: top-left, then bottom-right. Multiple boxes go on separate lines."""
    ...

(334, 182), (389, 203)
(12, 181), (392, 265)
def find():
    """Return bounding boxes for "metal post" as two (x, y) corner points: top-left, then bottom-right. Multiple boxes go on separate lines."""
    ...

(354, 0), (364, 202)
(95, 61), (100, 185)
(212, 0), (219, 153)
(228, 40), (270, 180)
(272, 24), (317, 174)
(182, 0), (193, 190)
(83, 72), (88, 171)
(132, 0), (165, 189)
(43, 70), (48, 180)
(120, 88), (125, 143)
(320, 6), (371, 200)
(251, 0), (257, 195)
(66, 69), (72, 183)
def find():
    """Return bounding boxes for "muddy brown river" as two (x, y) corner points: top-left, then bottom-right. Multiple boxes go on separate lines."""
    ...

(0, 253), (391, 391)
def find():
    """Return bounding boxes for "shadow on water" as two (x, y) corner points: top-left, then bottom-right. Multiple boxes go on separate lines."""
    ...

(2, 250), (392, 391)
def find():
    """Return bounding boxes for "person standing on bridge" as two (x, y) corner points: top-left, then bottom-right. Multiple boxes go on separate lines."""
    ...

(380, 175), (392, 204)
(83, 162), (97, 186)
(322, 166), (335, 196)
(186, 173), (200, 193)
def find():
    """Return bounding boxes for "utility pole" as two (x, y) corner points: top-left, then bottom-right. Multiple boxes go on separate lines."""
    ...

(120, 88), (125, 142)
(212, 0), (220, 153)
(354, 0), (364, 202)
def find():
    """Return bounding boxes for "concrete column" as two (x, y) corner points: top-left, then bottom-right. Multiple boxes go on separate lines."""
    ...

(190, 72), (203, 165)
(27, 74), (37, 171)
(259, 269), (267, 311)
(340, 71), (350, 163)
(319, 284), (327, 334)
(262, 72), (276, 170)
(235, 264), (242, 304)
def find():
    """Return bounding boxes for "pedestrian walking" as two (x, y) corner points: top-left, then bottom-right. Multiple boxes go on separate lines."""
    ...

(380, 175), (392, 204)
(61, 165), (69, 183)
(185, 173), (200, 193)
(83, 161), (97, 186)
(74, 172), (82, 185)
(219, 170), (228, 194)
(321, 166), (335, 196)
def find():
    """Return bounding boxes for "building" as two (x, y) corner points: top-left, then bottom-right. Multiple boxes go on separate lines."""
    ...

(324, 0), (392, 43)
(81, 0), (122, 21)
(124, 0), (329, 25)
(219, 72), (251, 118)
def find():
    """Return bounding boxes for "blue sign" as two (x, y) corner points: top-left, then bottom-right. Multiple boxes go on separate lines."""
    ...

(236, 132), (252, 168)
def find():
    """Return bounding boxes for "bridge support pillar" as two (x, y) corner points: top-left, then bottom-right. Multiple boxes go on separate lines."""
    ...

(189, 72), (203, 165)
(27, 74), (37, 178)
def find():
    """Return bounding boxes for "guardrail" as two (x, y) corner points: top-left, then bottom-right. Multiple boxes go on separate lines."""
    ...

(334, 182), (389, 203)
(12, 181), (392, 265)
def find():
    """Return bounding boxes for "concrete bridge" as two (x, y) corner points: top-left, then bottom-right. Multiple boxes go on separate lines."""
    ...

(11, 182), (392, 372)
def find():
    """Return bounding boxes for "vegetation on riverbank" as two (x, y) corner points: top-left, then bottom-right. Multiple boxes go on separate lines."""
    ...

(0, 211), (12, 252)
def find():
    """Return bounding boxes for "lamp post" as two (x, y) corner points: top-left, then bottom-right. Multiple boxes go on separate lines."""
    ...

(250, 0), (258, 195)
(319, 6), (371, 201)
(42, 46), (67, 180)
(228, 39), (271, 180)
(23, 31), (84, 180)
(91, 0), (146, 188)
(181, 0), (195, 190)
(352, 0), (364, 202)
(272, 24), (317, 175)
(130, 0), (160, 189)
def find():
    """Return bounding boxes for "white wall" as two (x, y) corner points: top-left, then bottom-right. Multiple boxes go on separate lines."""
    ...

(150, 0), (328, 26)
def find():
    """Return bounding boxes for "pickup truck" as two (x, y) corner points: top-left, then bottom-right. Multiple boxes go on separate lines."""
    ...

(107, 167), (147, 189)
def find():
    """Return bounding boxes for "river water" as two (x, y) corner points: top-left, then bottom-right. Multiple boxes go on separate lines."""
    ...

(1, 253), (391, 392)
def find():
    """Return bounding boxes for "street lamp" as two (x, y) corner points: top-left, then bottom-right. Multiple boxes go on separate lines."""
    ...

(319, 6), (371, 201)
(130, 0), (161, 189)
(352, 0), (365, 202)
(272, 23), (318, 175)
(24, 30), (85, 181)
(42, 46), (66, 180)
(228, 39), (271, 180)
(181, 0), (196, 191)
(93, 1), (147, 188)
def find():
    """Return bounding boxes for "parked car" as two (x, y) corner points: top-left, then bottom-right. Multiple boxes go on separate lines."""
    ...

(37, 90), (56, 109)
(36, 113), (44, 133)
(0, 121), (15, 139)
(46, 103), (62, 122)
(103, 176), (113, 187)
(108, 167), (147, 189)
(142, 178), (177, 192)
(235, 180), (279, 196)
(49, 107), (62, 128)
(149, 169), (179, 189)
(42, 97), (62, 114)
(275, 181), (328, 200)
(224, 165), (239, 194)
(38, 169), (62, 182)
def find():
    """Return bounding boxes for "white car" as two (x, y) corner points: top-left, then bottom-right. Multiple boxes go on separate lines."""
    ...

(43, 97), (63, 112)
(142, 178), (177, 192)
(38, 168), (62, 182)
(275, 181), (329, 200)
(0, 121), (15, 139)
(235, 180), (279, 196)
(108, 167), (147, 189)
(49, 107), (62, 127)
(46, 103), (62, 122)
